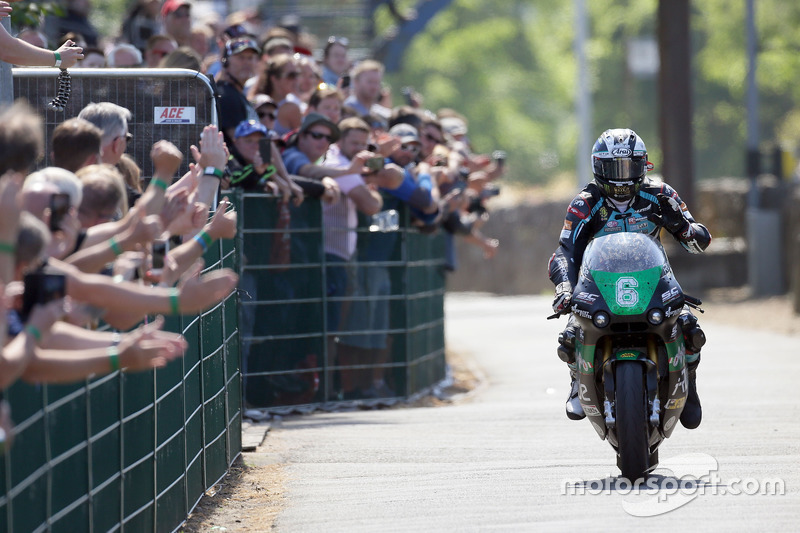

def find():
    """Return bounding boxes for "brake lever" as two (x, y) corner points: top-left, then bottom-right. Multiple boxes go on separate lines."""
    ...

(684, 294), (704, 313)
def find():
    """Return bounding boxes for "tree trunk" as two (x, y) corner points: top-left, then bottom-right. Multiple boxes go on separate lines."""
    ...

(658, 0), (695, 207)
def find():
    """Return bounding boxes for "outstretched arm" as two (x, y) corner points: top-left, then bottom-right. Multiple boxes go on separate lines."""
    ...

(21, 316), (187, 383)
(0, 8), (83, 67)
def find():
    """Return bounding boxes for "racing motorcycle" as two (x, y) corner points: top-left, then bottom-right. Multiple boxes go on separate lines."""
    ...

(550, 232), (702, 480)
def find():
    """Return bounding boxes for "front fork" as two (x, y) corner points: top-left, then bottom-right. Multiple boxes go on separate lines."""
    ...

(576, 332), (688, 440)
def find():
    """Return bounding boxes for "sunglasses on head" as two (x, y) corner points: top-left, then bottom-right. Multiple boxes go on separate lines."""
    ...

(306, 130), (334, 142)
(327, 36), (349, 47)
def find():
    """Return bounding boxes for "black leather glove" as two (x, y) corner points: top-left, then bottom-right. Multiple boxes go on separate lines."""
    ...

(552, 281), (573, 315)
(650, 194), (690, 235)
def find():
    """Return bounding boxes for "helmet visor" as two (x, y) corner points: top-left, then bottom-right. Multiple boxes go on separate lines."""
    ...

(598, 157), (647, 183)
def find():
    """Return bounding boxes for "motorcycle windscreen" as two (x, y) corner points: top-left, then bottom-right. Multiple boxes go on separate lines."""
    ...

(583, 233), (667, 315)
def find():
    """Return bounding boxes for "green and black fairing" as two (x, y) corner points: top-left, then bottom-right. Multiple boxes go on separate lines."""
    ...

(569, 233), (688, 471)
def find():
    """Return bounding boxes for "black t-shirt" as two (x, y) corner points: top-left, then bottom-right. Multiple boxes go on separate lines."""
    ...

(216, 79), (258, 146)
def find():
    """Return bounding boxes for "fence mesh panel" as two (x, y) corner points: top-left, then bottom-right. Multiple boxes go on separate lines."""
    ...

(0, 69), (238, 533)
(235, 190), (447, 412)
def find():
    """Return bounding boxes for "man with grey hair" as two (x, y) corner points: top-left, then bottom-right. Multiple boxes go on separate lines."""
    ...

(77, 102), (133, 165)
(105, 42), (143, 68)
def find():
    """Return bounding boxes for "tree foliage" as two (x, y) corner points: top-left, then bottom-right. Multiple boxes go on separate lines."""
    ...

(8, 2), (63, 29)
(388, 0), (800, 186)
(387, 0), (579, 186)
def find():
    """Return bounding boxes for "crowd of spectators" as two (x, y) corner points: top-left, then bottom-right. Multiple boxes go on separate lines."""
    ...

(0, 96), (240, 449)
(2, 0), (505, 408)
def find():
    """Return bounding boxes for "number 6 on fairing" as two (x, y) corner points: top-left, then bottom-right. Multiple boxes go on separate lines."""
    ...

(616, 277), (639, 307)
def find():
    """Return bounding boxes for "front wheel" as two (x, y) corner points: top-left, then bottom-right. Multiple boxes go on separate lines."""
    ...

(615, 361), (649, 481)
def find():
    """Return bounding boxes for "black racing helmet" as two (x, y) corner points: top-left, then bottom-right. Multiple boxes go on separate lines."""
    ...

(591, 128), (649, 201)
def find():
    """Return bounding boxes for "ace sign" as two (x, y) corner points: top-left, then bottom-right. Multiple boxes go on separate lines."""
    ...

(154, 106), (196, 124)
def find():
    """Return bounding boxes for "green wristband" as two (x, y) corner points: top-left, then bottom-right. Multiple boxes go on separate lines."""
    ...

(169, 288), (180, 315)
(199, 230), (213, 249)
(150, 178), (168, 191)
(204, 167), (224, 179)
(53, 50), (62, 68)
(26, 325), (42, 343)
(0, 241), (15, 255)
(109, 236), (123, 256)
(108, 345), (120, 372)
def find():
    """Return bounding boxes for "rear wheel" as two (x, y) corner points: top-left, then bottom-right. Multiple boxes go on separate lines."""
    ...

(616, 361), (649, 481)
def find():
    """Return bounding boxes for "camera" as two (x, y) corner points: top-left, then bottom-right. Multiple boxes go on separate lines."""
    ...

(479, 184), (501, 199)
(401, 86), (414, 105)
(21, 264), (67, 321)
(258, 137), (272, 164)
(365, 156), (384, 172)
(49, 192), (70, 232)
(492, 150), (507, 167)
(151, 239), (169, 274)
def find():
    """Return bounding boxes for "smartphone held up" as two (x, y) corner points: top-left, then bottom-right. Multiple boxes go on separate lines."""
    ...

(49, 193), (70, 232)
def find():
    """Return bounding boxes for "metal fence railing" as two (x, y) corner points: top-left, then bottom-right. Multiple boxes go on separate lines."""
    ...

(0, 69), (239, 533)
(1, 68), (449, 531)
(11, 67), (217, 177)
(236, 190), (447, 413)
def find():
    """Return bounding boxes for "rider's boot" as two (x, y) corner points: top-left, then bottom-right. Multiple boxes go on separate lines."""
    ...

(678, 310), (705, 430)
(680, 357), (702, 429)
(566, 366), (585, 420)
(557, 319), (584, 420)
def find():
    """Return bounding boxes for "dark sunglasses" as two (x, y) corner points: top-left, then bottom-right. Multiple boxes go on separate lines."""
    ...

(401, 143), (420, 154)
(258, 110), (276, 120)
(306, 130), (334, 142)
(424, 133), (443, 144)
(282, 71), (299, 79)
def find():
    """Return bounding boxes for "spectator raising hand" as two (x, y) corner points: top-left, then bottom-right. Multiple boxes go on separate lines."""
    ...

(191, 124), (229, 208)
(158, 197), (237, 287)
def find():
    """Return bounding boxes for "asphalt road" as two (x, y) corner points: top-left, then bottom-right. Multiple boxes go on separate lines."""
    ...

(258, 294), (800, 532)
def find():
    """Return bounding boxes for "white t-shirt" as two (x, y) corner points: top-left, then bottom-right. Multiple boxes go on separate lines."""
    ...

(323, 145), (366, 260)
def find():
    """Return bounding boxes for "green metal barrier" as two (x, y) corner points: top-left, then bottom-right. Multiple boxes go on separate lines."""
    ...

(0, 69), (240, 533)
(0, 244), (239, 533)
(236, 190), (447, 411)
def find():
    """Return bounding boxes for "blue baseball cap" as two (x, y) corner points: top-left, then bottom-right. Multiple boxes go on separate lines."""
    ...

(234, 119), (268, 139)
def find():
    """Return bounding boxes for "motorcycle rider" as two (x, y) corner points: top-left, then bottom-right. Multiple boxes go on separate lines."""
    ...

(548, 128), (711, 429)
